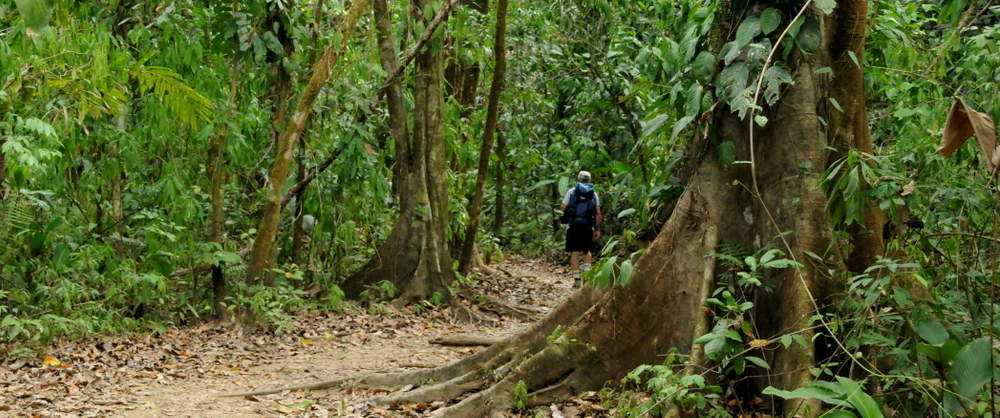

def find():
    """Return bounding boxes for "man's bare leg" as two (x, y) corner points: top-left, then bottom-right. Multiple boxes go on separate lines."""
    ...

(570, 251), (580, 271)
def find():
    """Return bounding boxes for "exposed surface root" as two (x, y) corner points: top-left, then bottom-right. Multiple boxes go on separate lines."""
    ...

(218, 377), (350, 397)
(220, 345), (501, 397)
(371, 370), (484, 404)
(429, 334), (502, 346)
(467, 292), (542, 320)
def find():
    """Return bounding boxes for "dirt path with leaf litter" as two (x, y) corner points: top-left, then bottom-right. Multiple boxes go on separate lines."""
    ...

(0, 259), (573, 417)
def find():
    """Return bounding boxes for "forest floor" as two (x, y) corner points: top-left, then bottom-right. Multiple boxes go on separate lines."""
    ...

(0, 258), (615, 417)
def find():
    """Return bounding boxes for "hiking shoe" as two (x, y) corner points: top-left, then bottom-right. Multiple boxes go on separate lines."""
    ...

(573, 277), (582, 289)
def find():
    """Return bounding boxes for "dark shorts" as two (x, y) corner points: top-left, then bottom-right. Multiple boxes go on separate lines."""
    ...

(565, 224), (594, 253)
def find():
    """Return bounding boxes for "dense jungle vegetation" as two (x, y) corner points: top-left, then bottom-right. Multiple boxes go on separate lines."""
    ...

(1, 0), (998, 416)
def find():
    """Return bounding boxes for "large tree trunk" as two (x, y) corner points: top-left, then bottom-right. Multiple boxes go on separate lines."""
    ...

(457, 0), (508, 275)
(245, 0), (372, 284)
(342, 1), (884, 416)
(346, 0), (455, 302)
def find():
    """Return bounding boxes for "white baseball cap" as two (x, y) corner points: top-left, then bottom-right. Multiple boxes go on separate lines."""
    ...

(577, 171), (591, 182)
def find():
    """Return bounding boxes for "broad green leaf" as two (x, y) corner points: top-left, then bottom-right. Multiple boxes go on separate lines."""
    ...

(835, 377), (882, 418)
(641, 114), (670, 138)
(717, 141), (736, 166)
(948, 337), (991, 405)
(939, 338), (961, 364)
(618, 260), (633, 286)
(915, 318), (948, 346)
(684, 83), (702, 118)
(763, 65), (793, 104)
(816, 0), (837, 15)
(760, 8), (782, 35)
(558, 176), (572, 194)
(796, 17), (821, 53)
(723, 329), (742, 341)
(692, 51), (717, 82)
(736, 16), (761, 47)
(762, 384), (841, 403)
(527, 179), (555, 191)
(720, 41), (741, 65)
(718, 62), (749, 100)
(746, 355), (771, 370)
(213, 251), (242, 264)
(617, 208), (636, 219)
(824, 411), (859, 418)
(704, 334), (727, 360)
(847, 50), (860, 68)
(829, 97), (845, 113)
(693, 333), (715, 345)
(671, 115), (695, 140)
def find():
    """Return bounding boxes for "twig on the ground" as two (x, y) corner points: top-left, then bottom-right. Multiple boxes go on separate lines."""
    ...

(429, 335), (501, 347)
(219, 378), (348, 397)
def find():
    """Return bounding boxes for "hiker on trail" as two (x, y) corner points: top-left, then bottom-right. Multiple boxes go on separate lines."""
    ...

(560, 170), (602, 288)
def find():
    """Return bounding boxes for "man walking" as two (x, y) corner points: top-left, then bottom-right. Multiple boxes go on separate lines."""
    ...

(560, 171), (602, 288)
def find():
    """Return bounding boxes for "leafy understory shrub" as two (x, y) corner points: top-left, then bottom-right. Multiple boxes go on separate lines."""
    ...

(227, 282), (308, 334)
(619, 350), (728, 417)
(764, 376), (882, 418)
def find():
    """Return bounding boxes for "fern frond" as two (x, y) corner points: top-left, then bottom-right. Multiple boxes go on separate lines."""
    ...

(714, 240), (751, 268)
(0, 193), (33, 245)
(130, 65), (213, 129)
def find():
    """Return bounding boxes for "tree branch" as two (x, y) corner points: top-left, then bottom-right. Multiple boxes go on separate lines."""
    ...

(378, 0), (461, 95)
(924, 232), (1000, 244)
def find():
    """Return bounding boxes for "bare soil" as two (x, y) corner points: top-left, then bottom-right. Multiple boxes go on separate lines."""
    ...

(0, 259), (576, 417)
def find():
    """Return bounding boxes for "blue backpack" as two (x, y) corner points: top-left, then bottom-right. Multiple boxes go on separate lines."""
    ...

(566, 183), (597, 226)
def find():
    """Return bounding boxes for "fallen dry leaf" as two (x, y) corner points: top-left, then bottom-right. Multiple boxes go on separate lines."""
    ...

(938, 97), (998, 173)
(901, 180), (916, 196)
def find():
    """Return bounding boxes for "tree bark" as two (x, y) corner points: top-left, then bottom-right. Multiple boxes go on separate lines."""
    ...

(457, 0), (508, 275)
(111, 107), (128, 257)
(0, 138), (6, 197)
(291, 0), (326, 268)
(245, 0), (372, 285)
(345, 0), (456, 302)
(492, 129), (506, 238)
(207, 66), (239, 319)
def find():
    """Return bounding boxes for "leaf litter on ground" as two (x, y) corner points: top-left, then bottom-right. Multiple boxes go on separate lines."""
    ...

(1, 258), (580, 417)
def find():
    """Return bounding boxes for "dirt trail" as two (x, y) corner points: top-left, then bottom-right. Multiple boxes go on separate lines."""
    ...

(1, 260), (571, 417)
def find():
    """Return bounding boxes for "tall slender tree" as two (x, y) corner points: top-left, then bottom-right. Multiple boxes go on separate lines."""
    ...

(245, 0), (373, 284)
(457, 0), (508, 275)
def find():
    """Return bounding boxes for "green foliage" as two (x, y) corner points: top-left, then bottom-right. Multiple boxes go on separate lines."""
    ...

(620, 350), (727, 417)
(512, 379), (529, 411)
(227, 282), (307, 333)
(0, 3), (997, 417)
(763, 376), (882, 418)
(583, 236), (644, 288)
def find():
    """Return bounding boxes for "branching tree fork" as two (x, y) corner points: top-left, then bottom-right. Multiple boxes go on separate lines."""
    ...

(245, 0), (372, 284)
